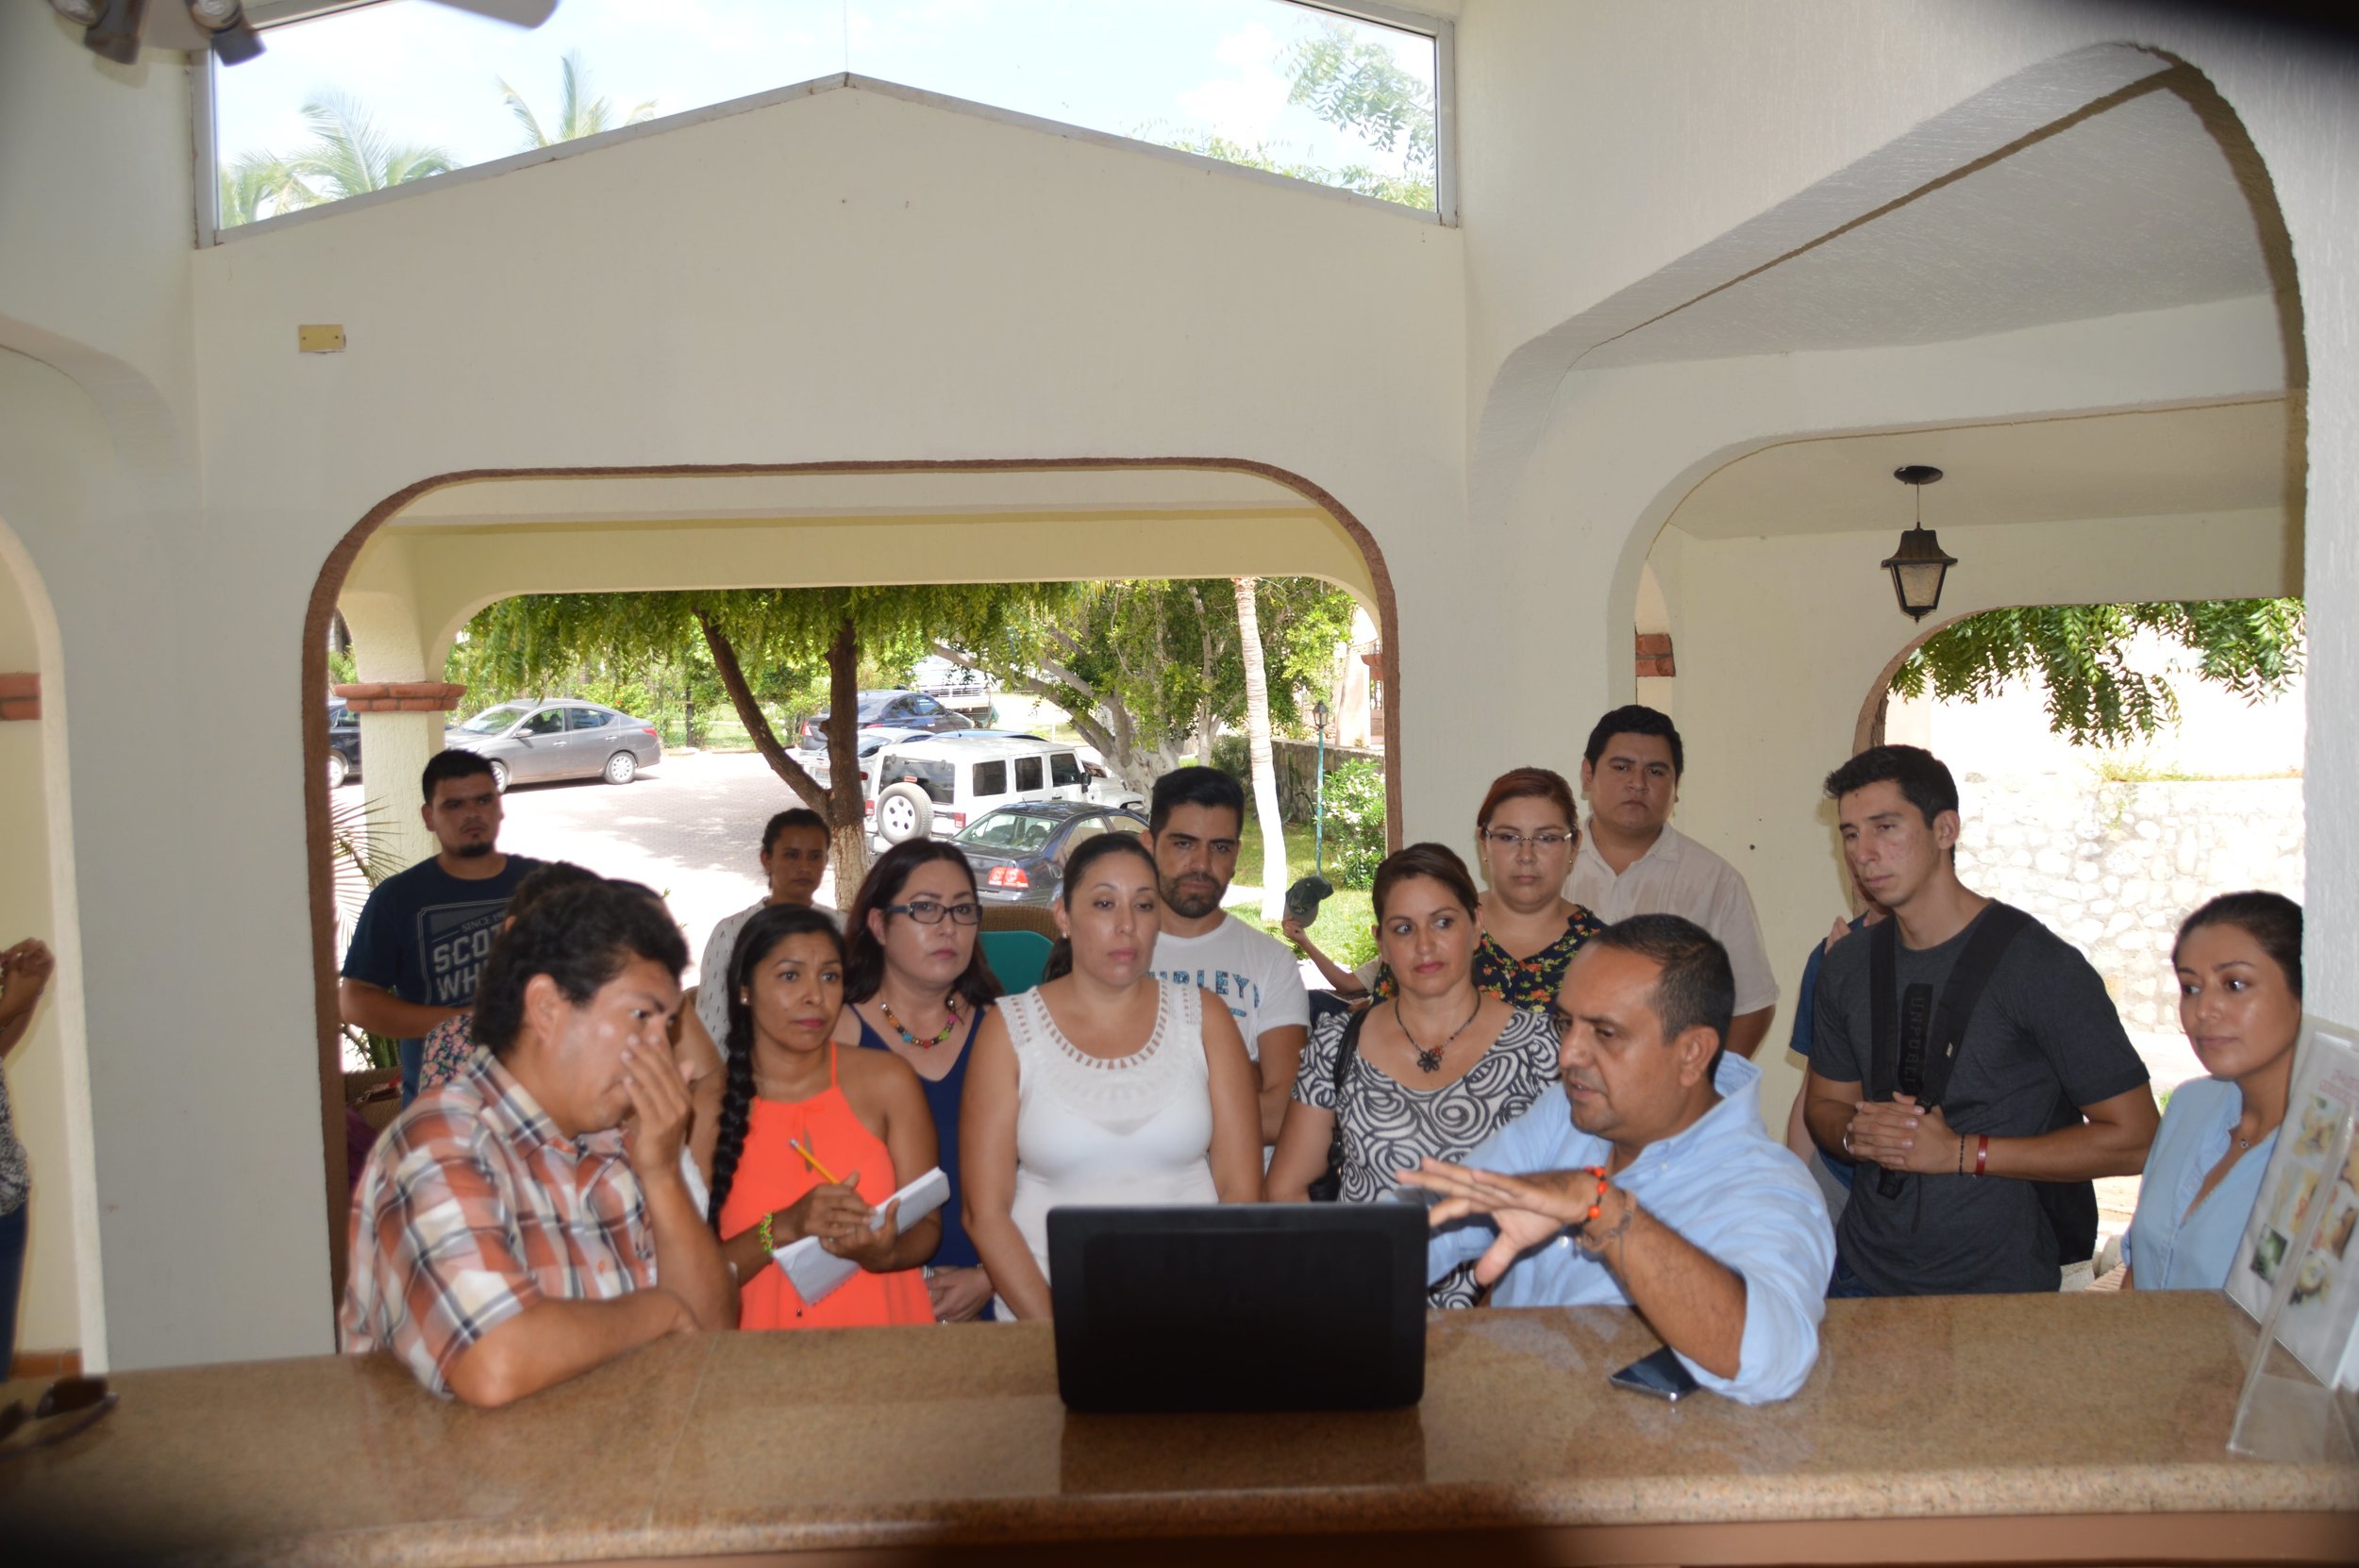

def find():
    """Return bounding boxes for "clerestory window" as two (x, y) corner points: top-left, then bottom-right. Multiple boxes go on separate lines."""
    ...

(204, 1), (1449, 238)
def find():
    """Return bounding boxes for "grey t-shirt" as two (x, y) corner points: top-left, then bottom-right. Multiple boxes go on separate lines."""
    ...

(1812, 906), (2149, 1295)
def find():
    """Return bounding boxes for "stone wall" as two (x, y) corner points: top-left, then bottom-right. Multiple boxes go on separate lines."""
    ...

(1955, 776), (2305, 1035)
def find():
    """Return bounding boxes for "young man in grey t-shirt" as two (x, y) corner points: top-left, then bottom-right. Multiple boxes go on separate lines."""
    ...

(1802, 745), (2158, 1295)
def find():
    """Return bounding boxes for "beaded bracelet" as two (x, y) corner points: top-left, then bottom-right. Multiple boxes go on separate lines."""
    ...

(755, 1211), (778, 1257)
(1577, 1165), (1610, 1225)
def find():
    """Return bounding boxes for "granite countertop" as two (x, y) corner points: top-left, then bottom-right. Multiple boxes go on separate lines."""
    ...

(5, 1292), (2353, 1566)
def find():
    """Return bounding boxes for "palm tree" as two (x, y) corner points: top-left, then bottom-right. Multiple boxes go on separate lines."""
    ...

(499, 51), (655, 148)
(1233, 575), (1290, 921)
(283, 94), (457, 203)
(217, 150), (302, 227)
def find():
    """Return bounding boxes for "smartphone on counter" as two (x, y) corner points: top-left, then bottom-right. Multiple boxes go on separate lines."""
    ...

(1609, 1344), (1700, 1402)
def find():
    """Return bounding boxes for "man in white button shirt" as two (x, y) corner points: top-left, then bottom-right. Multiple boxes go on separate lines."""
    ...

(1566, 706), (1778, 1059)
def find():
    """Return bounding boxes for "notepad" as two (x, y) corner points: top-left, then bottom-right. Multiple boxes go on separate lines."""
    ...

(776, 1166), (951, 1306)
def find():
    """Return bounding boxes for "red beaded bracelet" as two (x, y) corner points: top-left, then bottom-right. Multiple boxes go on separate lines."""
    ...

(1580, 1165), (1610, 1223)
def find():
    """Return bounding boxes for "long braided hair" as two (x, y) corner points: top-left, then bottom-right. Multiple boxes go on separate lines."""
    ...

(706, 903), (848, 1229)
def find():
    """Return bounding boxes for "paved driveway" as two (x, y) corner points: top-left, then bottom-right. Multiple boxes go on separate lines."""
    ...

(494, 751), (840, 973)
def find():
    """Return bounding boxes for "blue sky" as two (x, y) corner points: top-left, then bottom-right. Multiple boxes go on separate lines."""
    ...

(214, 0), (1435, 209)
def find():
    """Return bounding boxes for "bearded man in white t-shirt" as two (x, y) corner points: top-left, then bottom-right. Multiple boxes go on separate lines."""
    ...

(1143, 767), (1311, 1146)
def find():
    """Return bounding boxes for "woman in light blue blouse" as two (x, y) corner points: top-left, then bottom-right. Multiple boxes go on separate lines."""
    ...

(2124, 892), (2301, 1291)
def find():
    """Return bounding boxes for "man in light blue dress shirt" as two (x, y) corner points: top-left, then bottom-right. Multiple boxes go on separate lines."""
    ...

(1406, 915), (1834, 1405)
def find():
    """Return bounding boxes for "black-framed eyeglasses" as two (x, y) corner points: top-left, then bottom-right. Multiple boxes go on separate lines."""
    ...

(0, 1376), (117, 1459)
(884, 900), (982, 926)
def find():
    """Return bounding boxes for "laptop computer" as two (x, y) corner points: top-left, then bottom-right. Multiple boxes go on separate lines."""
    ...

(1046, 1199), (1430, 1412)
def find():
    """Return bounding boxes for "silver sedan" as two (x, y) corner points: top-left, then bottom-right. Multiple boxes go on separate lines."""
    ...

(443, 700), (663, 790)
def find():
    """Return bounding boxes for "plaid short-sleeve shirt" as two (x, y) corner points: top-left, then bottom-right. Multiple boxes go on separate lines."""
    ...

(340, 1054), (658, 1397)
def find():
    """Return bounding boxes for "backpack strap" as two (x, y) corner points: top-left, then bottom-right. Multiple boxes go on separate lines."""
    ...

(1868, 904), (2031, 1110)
(1870, 903), (2031, 1201)
(1867, 918), (1900, 1102)
(1916, 903), (2033, 1110)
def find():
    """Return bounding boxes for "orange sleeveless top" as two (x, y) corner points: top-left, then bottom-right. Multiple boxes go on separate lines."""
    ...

(718, 1044), (934, 1330)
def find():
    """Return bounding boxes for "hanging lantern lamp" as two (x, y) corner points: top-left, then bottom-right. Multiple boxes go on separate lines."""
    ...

(1882, 465), (1958, 621)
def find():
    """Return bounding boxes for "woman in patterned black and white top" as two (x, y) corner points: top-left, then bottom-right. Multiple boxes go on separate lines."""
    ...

(1267, 846), (1559, 1231)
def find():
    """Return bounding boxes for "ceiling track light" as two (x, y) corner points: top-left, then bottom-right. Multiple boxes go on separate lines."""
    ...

(79, 0), (148, 64)
(186, 0), (264, 64)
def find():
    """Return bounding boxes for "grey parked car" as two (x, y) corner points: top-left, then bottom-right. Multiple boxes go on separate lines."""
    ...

(444, 700), (663, 790)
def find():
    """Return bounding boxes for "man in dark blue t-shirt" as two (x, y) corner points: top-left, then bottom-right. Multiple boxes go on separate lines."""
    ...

(341, 749), (542, 1105)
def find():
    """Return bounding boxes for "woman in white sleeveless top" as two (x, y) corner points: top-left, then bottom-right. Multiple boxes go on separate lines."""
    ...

(962, 833), (1263, 1319)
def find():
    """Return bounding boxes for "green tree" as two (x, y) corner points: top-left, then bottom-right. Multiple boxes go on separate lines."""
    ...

(499, 51), (656, 148)
(448, 585), (1070, 881)
(1889, 598), (2305, 747)
(1138, 21), (1437, 209)
(276, 94), (458, 206)
(1279, 21), (1436, 209)
(933, 576), (1357, 793)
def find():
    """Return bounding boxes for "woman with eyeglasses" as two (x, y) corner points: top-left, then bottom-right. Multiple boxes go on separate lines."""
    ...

(1267, 844), (1562, 1263)
(1358, 768), (1605, 1009)
(962, 833), (1263, 1319)
(707, 904), (941, 1329)
(833, 842), (1005, 1323)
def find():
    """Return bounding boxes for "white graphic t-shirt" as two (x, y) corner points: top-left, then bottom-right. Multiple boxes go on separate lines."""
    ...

(1149, 913), (1310, 1061)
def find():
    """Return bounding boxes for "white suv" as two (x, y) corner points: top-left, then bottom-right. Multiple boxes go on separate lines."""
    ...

(867, 735), (1144, 850)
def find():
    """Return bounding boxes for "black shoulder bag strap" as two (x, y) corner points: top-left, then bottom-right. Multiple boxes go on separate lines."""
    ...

(1870, 904), (2032, 1199)
(1307, 1008), (1370, 1203)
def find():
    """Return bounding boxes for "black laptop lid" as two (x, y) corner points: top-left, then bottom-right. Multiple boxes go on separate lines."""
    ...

(1046, 1201), (1429, 1413)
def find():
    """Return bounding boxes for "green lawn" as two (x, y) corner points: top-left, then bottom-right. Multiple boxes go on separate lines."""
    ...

(1231, 814), (1377, 969)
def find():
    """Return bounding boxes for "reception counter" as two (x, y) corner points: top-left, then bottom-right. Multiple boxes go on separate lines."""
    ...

(5, 1292), (2353, 1566)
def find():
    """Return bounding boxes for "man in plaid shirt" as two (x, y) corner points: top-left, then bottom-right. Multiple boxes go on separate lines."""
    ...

(343, 877), (736, 1405)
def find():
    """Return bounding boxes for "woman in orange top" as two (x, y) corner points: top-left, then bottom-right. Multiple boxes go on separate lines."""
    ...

(708, 904), (940, 1328)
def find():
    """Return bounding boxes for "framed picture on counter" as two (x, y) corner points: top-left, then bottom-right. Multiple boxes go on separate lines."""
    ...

(2226, 1017), (2359, 1390)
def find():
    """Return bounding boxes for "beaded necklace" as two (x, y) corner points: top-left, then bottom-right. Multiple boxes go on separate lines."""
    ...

(879, 995), (961, 1051)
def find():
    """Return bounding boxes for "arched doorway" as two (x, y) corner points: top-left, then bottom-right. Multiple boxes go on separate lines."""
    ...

(301, 459), (1403, 1297)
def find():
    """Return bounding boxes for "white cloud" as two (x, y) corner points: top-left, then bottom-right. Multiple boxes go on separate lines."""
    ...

(1174, 22), (1289, 145)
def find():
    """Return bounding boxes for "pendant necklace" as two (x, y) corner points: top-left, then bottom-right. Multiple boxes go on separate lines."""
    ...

(1397, 996), (1483, 1075)
(880, 996), (961, 1050)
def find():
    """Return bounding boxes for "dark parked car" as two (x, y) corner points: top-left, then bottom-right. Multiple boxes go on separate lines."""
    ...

(443, 699), (663, 790)
(327, 698), (361, 789)
(955, 801), (1149, 906)
(797, 689), (975, 748)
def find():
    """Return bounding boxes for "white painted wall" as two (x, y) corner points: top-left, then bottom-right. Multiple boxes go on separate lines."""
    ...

(1453, 0), (2359, 1027)
(192, 75), (1460, 1364)
(1663, 507), (2299, 1130)
(0, 0), (2352, 1369)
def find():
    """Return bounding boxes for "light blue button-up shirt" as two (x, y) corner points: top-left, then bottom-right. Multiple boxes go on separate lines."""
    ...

(1427, 1053), (1834, 1404)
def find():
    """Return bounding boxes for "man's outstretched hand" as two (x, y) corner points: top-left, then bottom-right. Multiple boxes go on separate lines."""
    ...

(1397, 1157), (1600, 1285)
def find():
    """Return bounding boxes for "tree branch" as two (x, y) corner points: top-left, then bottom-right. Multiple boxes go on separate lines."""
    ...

(931, 641), (1121, 763)
(695, 609), (828, 812)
